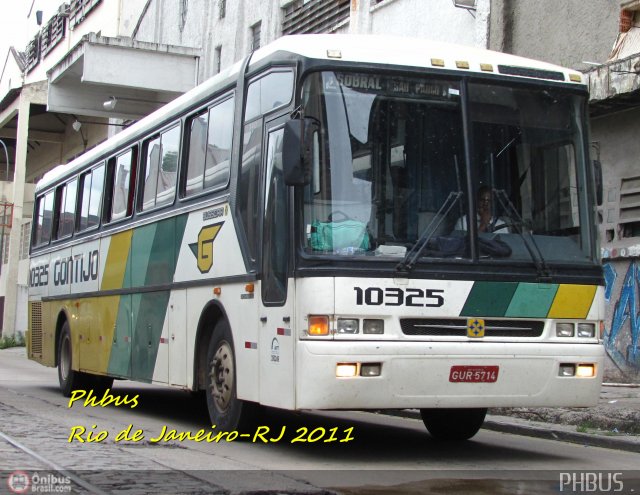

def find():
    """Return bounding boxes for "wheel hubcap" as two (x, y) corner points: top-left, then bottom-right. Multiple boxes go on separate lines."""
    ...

(60, 336), (70, 381)
(209, 341), (234, 412)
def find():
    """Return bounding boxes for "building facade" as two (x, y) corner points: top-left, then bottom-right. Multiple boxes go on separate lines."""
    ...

(2, 0), (636, 381)
(0, 0), (488, 339)
(489, 0), (640, 381)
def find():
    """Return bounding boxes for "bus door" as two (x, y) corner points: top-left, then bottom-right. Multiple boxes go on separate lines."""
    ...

(259, 115), (295, 409)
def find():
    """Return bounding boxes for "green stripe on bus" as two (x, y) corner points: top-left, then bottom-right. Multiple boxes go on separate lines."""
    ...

(460, 281), (518, 317)
(108, 295), (132, 378)
(131, 291), (171, 382)
(109, 214), (189, 381)
(129, 223), (158, 288)
(504, 283), (559, 318)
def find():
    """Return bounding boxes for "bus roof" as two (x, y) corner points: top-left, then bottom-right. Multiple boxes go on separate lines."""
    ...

(36, 34), (584, 193)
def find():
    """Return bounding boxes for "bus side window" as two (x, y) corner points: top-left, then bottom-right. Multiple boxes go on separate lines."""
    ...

(204, 96), (233, 191)
(33, 191), (55, 247)
(107, 147), (137, 222)
(237, 70), (293, 262)
(141, 124), (180, 210)
(185, 110), (208, 197)
(54, 179), (77, 240)
(78, 163), (105, 232)
(184, 96), (234, 198)
(245, 70), (293, 121)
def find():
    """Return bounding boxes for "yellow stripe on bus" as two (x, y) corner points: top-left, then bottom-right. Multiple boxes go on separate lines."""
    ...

(547, 284), (597, 319)
(101, 229), (133, 291)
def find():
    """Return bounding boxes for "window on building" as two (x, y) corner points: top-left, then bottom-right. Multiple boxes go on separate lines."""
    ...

(619, 175), (640, 237)
(251, 22), (261, 51)
(78, 164), (105, 232)
(215, 45), (222, 74)
(141, 125), (180, 211)
(54, 178), (78, 239)
(20, 221), (30, 259)
(282, 0), (350, 35)
(219, 0), (226, 19)
(2, 232), (10, 264)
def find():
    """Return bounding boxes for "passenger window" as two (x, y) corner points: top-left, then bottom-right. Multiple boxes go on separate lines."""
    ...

(78, 164), (105, 231)
(33, 191), (55, 246)
(109, 148), (136, 221)
(205, 97), (233, 190)
(185, 97), (234, 197)
(55, 179), (77, 239)
(142, 125), (180, 210)
(185, 111), (208, 196)
(245, 70), (294, 121)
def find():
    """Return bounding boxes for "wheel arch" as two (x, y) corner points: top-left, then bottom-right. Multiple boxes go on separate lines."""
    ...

(193, 300), (230, 391)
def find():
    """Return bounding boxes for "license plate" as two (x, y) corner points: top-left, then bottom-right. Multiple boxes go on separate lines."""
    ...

(449, 365), (499, 383)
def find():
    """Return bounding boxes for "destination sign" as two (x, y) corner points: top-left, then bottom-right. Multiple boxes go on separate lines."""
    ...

(331, 72), (457, 100)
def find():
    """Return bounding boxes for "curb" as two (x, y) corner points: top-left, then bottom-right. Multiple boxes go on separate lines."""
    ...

(483, 415), (640, 454)
(384, 410), (640, 453)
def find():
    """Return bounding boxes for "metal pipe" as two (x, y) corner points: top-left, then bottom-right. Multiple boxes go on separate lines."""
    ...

(0, 139), (9, 181)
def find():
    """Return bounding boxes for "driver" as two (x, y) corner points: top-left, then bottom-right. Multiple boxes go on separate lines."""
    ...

(454, 185), (509, 233)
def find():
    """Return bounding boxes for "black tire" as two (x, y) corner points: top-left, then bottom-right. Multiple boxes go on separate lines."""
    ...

(85, 375), (115, 395)
(205, 320), (260, 431)
(57, 322), (89, 397)
(420, 408), (487, 441)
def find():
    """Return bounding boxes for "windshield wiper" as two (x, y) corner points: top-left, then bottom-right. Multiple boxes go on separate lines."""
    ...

(396, 191), (463, 275)
(493, 188), (552, 282)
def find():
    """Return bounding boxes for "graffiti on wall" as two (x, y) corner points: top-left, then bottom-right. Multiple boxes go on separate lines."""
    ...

(604, 261), (640, 371)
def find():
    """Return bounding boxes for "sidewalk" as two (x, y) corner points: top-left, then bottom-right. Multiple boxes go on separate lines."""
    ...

(485, 383), (640, 452)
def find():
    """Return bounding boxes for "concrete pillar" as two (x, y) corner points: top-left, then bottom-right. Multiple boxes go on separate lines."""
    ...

(1, 91), (31, 337)
(349, 0), (371, 35)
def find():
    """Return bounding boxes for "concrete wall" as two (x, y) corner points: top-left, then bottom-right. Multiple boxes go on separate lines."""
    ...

(368, 0), (479, 46)
(603, 258), (640, 381)
(133, 0), (488, 83)
(593, 108), (640, 382)
(489, 0), (619, 69)
(592, 107), (640, 258)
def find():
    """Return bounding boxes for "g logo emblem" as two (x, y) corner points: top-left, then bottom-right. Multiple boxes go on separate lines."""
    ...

(189, 223), (223, 273)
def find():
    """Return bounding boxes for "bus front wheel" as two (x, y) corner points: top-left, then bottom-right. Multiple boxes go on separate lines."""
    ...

(57, 322), (88, 397)
(420, 408), (487, 441)
(205, 320), (259, 431)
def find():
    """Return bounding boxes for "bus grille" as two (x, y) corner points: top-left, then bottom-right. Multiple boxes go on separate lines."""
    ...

(30, 302), (43, 355)
(400, 318), (544, 337)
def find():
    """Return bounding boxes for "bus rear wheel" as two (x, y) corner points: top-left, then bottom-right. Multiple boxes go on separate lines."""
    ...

(58, 322), (88, 397)
(205, 321), (259, 431)
(420, 408), (487, 441)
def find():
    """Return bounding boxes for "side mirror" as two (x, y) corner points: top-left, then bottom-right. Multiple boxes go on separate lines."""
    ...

(593, 159), (603, 206)
(282, 118), (318, 186)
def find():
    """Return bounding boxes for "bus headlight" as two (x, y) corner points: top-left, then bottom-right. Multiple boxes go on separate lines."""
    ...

(363, 319), (384, 334)
(337, 318), (359, 334)
(336, 363), (358, 377)
(556, 323), (574, 337)
(577, 323), (596, 338)
(576, 364), (595, 378)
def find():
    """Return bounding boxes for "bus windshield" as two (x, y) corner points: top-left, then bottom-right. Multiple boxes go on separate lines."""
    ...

(300, 71), (596, 266)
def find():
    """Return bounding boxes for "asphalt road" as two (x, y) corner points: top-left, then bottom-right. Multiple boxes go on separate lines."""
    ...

(1, 347), (639, 494)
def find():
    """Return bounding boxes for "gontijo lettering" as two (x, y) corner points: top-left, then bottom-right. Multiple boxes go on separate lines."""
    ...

(53, 250), (99, 286)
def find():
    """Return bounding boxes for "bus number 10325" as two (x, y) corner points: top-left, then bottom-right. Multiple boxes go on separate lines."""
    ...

(353, 286), (444, 307)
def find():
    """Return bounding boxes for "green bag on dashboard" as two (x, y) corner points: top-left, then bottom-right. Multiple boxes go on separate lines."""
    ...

(310, 219), (370, 252)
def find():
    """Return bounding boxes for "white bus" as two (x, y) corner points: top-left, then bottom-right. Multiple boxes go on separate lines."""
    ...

(27, 34), (604, 440)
